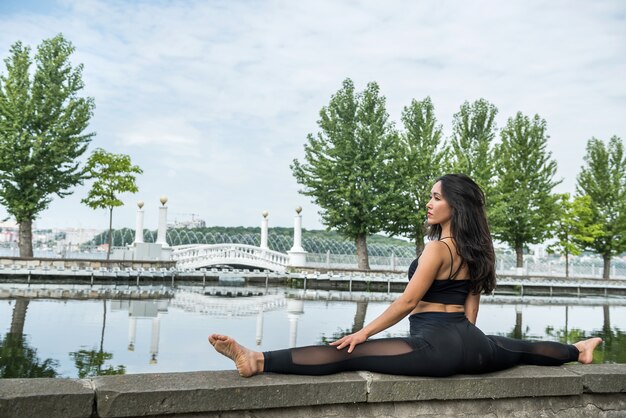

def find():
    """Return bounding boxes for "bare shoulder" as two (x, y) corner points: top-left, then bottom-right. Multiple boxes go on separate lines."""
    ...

(420, 241), (448, 264)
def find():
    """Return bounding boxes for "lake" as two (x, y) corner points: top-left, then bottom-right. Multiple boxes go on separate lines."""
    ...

(1, 283), (625, 378)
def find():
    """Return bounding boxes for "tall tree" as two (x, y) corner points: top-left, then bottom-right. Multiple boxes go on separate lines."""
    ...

(291, 79), (396, 269)
(82, 148), (143, 260)
(383, 97), (447, 255)
(448, 99), (498, 197)
(0, 34), (95, 257)
(576, 136), (626, 279)
(546, 194), (603, 277)
(490, 112), (560, 268)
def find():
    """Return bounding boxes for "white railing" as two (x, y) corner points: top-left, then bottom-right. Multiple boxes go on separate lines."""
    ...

(172, 243), (290, 272)
(306, 252), (626, 279)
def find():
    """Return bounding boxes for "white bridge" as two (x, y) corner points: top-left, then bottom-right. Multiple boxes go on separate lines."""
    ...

(172, 243), (291, 272)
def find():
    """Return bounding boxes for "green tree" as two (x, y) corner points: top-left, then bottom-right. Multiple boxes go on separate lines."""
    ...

(448, 99), (498, 197)
(82, 148), (143, 260)
(546, 194), (603, 277)
(383, 97), (447, 255)
(576, 136), (626, 279)
(0, 34), (95, 257)
(490, 112), (560, 268)
(291, 79), (396, 269)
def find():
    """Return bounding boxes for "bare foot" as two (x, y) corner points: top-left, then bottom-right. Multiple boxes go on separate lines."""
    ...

(573, 337), (603, 364)
(208, 334), (263, 377)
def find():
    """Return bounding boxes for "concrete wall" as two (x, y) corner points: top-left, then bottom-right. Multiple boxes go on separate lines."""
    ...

(0, 257), (175, 270)
(1, 364), (624, 418)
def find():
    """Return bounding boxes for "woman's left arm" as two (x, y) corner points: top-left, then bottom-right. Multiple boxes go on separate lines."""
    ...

(331, 242), (444, 352)
(464, 292), (480, 324)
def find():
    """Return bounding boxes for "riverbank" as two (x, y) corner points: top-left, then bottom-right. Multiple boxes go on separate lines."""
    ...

(1, 364), (624, 417)
(2, 260), (626, 298)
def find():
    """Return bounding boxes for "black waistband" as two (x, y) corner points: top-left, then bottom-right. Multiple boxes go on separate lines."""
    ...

(409, 311), (467, 322)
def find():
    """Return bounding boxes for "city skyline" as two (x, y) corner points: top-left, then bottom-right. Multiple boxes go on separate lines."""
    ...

(0, 0), (625, 232)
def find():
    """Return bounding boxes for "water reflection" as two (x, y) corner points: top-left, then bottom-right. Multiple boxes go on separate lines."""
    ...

(1, 284), (625, 378)
(0, 298), (58, 378)
(69, 299), (125, 377)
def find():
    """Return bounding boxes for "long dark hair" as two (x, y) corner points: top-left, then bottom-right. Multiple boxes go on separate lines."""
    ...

(427, 173), (496, 294)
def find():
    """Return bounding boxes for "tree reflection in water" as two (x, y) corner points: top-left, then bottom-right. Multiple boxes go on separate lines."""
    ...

(69, 300), (125, 378)
(0, 298), (58, 378)
(546, 304), (626, 364)
(319, 300), (369, 344)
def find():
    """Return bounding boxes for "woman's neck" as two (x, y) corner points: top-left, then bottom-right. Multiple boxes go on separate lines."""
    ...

(439, 223), (452, 238)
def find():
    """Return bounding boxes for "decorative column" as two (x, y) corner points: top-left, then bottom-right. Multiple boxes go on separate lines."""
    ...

(255, 308), (264, 346)
(149, 316), (161, 364)
(288, 207), (307, 268)
(260, 211), (269, 250)
(134, 201), (145, 244)
(155, 196), (169, 248)
(128, 316), (137, 351)
(287, 299), (304, 348)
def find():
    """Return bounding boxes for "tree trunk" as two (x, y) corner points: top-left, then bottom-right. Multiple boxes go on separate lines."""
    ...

(513, 309), (523, 339)
(106, 208), (113, 261)
(352, 301), (368, 333)
(99, 299), (107, 375)
(565, 252), (569, 278)
(515, 245), (524, 268)
(414, 238), (425, 258)
(602, 254), (611, 279)
(18, 219), (34, 258)
(100, 300), (107, 354)
(355, 234), (370, 270)
(10, 298), (29, 336)
(415, 224), (427, 257)
(603, 304), (610, 334)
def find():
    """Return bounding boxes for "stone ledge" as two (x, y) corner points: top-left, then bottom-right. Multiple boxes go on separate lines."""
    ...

(365, 365), (582, 402)
(0, 365), (624, 418)
(0, 377), (93, 418)
(565, 363), (626, 393)
(93, 370), (367, 417)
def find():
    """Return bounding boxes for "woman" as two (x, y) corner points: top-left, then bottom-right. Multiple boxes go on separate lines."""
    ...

(209, 174), (602, 377)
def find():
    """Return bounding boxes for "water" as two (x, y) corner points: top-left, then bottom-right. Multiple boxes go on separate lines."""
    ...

(1, 283), (625, 378)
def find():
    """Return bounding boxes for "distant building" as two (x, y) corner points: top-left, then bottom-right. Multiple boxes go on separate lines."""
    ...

(169, 214), (206, 229)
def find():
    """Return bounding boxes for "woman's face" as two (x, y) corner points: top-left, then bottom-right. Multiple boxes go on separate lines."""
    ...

(426, 181), (453, 225)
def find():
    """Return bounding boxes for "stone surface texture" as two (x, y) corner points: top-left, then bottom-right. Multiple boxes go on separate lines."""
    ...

(0, 378), (94, 418)
(0, 365), (624, 418)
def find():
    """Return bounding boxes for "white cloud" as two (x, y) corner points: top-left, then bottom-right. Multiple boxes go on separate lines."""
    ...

(0, 0), (624, 231)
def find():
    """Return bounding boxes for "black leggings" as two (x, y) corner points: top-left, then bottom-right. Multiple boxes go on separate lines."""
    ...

(263, 312), (579, 377)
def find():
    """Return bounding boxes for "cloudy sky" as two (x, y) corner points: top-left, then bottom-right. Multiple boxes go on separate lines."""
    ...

(0, 0), (624, 232)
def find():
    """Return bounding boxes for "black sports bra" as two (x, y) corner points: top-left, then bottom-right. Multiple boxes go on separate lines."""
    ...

(407, 239), (470, 305)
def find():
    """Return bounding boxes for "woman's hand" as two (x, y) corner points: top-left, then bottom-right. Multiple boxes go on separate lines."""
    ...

(330, 329), (368, 353)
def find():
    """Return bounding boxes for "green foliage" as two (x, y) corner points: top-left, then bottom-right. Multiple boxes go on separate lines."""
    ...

(70, 348), (126, 378)
(0, 333), (59, 378)
(82, 148), (142, 259)
(0, 34), (94, 256)
(490, 112), (560, 266)
(576, 136), (626, 268)
(448, 99), (498, 196)
(382, 97), (447, 254)
(291, 78), (397, 268)
(82, 148), (143, 211)
(546, 194), (603, 275)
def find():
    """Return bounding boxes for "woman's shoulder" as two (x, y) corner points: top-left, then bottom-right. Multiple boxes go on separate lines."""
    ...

(420, 240), (451, 261)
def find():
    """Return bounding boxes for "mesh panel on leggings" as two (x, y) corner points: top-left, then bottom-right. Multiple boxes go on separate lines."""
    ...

(264, 338), (433, 376)
(487, 336), (579, 370)
(291, 338), (413, 365)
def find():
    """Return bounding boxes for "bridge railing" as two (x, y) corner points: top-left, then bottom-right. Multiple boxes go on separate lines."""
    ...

(172, 243), (289, 270)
